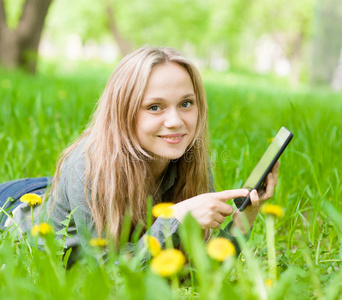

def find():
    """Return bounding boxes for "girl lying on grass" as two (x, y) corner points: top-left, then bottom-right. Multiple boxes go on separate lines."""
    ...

(0, 46), (279, 262)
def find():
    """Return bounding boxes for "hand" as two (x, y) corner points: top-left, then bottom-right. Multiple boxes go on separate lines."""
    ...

(249, 160), (279, 209)
(172, 189), (250, 229)
(231, 161), (280, 234)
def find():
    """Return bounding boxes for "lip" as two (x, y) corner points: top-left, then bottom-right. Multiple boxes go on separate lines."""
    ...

(158, 133), (186, 144)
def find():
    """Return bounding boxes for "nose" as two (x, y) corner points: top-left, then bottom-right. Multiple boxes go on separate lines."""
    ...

(164, 108), (184, 128)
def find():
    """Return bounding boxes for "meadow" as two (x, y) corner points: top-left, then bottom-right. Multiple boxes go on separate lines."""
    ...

(0, 64), (342, 299)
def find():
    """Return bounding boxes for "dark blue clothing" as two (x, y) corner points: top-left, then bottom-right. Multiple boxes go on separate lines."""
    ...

(0, 177), (52, 225)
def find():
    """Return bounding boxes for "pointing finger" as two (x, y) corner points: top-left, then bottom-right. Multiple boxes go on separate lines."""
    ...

(214, 189), (250, 201)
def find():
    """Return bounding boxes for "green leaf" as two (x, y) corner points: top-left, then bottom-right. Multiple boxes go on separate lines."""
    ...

(179, 213), (211, 287)
(63, 248), (73, 269)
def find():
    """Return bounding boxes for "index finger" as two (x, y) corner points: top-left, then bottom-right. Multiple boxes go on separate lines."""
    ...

(214, 189), (250, 201)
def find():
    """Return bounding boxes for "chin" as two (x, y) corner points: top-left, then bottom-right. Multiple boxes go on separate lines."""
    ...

(157, 149), (186, 161)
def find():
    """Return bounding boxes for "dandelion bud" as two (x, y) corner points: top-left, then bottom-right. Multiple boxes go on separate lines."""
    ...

(143, 235), (161, 257)
(31, 223), (54, 237)
(89, 238), (108, 248)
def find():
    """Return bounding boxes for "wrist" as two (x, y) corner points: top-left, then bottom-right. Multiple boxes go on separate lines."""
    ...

(231, 207), (258, 235)
(243, 205), (260, 220)
(171, 203), (185, 223)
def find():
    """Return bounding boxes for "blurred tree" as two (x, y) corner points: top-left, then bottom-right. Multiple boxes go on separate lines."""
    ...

(208, 0), (255, 69)
(45, 0), (211, 59)
(45, 0), (132, 58)
(6, 0), (317, 81)
(105, 0), (131, 56)
(115, 0), (211, 51)
(0, 0), (53, 73)
(310, 0), (342, 85)
(246, 0), (314, 83)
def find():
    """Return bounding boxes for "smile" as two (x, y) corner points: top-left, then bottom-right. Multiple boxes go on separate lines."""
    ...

(161, 136), (183, 140)
(158, 134), (186, 144)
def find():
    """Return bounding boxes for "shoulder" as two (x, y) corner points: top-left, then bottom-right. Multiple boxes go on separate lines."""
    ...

(60, 139), (88, 184)
(51, 139), (93, 222)
(53, 139), (89, 207)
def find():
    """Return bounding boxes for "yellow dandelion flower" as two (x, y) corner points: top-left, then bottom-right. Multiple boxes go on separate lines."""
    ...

(265, 278), (273, 287)
(89, 238), (108, 248)
(150, 249), (186, 277)
(207, 237), (236, 261)
(143, 235), (161, 257)
(261, 204), (284, 218)
(20, 193), (42, 207)
(31, 223), (54, 237)
(39, 223), (54, 235)
(152, 203), (174, 218)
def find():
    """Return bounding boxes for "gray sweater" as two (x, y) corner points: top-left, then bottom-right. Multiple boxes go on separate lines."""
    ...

(10, 140), (250, 261)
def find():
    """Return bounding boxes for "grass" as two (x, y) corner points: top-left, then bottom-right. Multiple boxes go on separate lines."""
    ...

(1, 64), (342, 299)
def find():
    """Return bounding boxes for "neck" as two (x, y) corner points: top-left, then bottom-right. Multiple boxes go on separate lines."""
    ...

(150, 158), (170, 181)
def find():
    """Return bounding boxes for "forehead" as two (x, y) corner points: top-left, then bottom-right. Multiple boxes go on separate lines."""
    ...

(144, 62), (194, 98)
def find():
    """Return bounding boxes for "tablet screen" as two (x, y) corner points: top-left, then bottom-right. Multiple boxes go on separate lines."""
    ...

(242, 127), (293, 190)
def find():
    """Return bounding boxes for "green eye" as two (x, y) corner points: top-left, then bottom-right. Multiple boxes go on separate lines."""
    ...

(181, 101), (192, 108)
(149, 105), (160, 112)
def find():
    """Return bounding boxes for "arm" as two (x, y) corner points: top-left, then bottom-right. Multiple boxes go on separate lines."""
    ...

(172, 162), (280, 255)
(171, 189), (250, 255)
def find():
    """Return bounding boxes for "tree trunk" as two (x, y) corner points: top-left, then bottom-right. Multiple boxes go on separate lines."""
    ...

(288, 33), (303, 86)
(0, 0), (53, 73)
(273, 31), (303, 86)
(105, 0), (132, 57)
(310, 0), (342, 85)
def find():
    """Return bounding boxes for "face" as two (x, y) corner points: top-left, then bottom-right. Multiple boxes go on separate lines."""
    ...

(135, 62), (198, 165)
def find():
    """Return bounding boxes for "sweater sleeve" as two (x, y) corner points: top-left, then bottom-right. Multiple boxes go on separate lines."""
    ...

(51, 152), (182, 263)
(50, 154), (97, 253)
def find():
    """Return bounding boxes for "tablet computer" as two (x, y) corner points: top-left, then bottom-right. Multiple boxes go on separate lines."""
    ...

(234, 127), (293, 211)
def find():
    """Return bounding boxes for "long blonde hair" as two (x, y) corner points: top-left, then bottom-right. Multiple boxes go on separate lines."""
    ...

(51, 46), (210, 245)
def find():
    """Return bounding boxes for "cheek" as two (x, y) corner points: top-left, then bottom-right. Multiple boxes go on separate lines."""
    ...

(189, 110), (199, 131)
(135, 114), (147, 142)
(135, 113), (159, 138)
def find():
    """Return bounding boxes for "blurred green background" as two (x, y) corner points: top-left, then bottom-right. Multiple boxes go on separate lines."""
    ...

(1, 0), (342, 88)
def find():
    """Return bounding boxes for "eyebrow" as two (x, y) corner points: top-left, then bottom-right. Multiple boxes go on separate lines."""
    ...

(143, 93), (196, 103)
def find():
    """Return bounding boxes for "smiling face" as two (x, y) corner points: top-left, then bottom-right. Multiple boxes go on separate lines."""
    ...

(135, 62), (198, 167)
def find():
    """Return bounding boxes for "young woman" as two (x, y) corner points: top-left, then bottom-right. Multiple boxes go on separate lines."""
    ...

(0, 46), (279, 260)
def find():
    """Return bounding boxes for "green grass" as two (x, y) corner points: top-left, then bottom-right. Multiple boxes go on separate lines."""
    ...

(1, 65), (342, 299)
